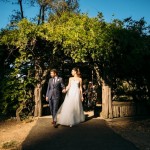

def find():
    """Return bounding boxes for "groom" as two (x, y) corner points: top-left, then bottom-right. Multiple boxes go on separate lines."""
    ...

(46, 69), (66, 127)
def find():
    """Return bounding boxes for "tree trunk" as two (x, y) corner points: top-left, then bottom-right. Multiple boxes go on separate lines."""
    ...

(38, 6), (42, 25)
(34, 57), (50, 116)
(94, 63), (103, 86)
(94, 63), (113, 119)
(16, 103), (23, 122)
(41, 5), (45, 24)
(18, 0), (24, 19)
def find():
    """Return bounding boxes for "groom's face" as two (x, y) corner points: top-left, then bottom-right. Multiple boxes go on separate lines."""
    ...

(50, 71), (56, 78)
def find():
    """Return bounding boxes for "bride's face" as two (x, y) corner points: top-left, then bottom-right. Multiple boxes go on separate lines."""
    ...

(71, 70), (76, 76)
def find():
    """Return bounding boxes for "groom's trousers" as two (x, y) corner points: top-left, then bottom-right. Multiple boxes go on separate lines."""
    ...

(49, 97), (59, 122)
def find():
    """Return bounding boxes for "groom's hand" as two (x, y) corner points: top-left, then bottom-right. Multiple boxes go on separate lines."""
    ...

(46, 97), (48, 101)
(62, 89), (66, 93)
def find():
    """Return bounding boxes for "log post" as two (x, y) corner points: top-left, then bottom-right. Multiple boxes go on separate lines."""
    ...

(34, 83), (42, 117)
(101, 85), (109, 119)
(101, 84), (113, 119)
(108, 86), (113, 118)
(93, 63), (113, 119)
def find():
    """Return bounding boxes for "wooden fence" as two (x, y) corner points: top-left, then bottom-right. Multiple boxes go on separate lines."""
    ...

(112, 101), (150, 118)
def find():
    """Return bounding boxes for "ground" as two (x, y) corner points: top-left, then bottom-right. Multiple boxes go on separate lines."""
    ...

(0, 113), (150, 150)
(107, 117), (150, 150)
(0, 117), (37, 150)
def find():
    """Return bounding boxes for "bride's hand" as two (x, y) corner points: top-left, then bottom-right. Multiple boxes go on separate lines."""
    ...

(81, 96), (84, 101)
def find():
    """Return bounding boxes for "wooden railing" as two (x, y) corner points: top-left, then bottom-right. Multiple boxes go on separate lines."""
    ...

(112, 101), (150, 118)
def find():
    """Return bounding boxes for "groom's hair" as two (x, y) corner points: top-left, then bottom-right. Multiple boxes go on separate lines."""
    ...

(51, 69), (58, 75)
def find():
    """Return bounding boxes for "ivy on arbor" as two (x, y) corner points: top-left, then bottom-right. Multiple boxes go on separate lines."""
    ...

(0, 12), (150, 119)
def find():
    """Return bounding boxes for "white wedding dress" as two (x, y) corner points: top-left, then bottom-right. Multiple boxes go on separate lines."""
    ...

(57, 79), (85, 126)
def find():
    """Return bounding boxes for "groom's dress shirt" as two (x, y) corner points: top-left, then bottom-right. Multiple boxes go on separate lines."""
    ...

(52, 76), (58, 96)
(53, 76), (58, 85)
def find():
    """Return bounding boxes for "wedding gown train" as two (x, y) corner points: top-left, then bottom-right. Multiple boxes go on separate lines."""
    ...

(57, 79), (85, 126)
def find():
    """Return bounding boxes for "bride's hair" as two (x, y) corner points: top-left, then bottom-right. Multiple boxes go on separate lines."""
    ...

(72, 67), (81, 77)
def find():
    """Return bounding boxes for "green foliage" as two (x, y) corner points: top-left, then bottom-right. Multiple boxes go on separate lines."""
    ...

(0, 12), (150, 118)
(0, 20), (37, 117)
(2, 140), (18, 149)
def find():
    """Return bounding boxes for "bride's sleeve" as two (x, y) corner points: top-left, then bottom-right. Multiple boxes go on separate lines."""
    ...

(66, 78), (71, 91)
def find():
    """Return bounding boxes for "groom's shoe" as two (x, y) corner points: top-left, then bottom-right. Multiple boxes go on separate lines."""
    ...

(53, 121), (57, 128)
(51, 121), (55, 124)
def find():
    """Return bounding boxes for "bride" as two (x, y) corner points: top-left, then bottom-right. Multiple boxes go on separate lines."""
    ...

(56, 67), (85, 127)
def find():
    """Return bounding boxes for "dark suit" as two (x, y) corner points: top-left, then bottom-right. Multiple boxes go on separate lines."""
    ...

(46, 77), (65, 121)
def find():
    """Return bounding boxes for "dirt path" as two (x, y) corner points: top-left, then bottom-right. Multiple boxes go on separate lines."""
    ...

(21, 117), (137, 150)
(1, 112), (150, 150)
(107, 117), (150, 150)
(0, 118), (37, 150)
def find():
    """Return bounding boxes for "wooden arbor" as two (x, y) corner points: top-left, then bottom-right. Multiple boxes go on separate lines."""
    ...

(34, 62), (114, 119)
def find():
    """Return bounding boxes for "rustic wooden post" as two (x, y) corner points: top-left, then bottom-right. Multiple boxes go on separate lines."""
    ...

(93, 63), (113, 119)
(101, 84), (113, 119)
(101, 84), (108, 118)
(34, 83), (42, 117)
(108, 86), (113, 118)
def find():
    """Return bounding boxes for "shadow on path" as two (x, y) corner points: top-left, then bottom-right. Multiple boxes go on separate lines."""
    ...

(22, 117), (138, 150)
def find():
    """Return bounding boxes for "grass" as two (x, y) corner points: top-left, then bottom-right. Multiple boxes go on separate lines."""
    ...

(2, 140), (18, 149)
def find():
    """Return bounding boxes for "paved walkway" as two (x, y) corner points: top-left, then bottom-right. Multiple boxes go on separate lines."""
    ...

(21, 113), (138, 150)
